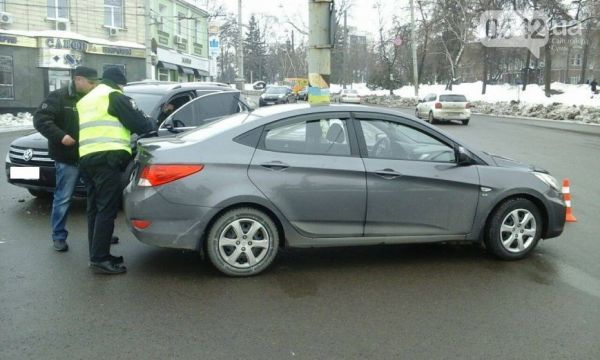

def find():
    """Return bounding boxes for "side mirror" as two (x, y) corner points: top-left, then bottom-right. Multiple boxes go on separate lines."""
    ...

(455, 145), (474, 166)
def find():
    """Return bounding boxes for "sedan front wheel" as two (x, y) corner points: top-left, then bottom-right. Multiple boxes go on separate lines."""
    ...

(206, 207), (279, 276)
(485, 198), (542, 260)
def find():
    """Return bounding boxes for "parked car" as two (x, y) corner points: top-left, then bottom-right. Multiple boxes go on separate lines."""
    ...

(297, 86), (308, 101)
(336, 89), (361, 104)
(415, 93), (472, 125)
(5, 82), (249, 197)
(124, 103), (566, 277)
(258, 86), (297, 106)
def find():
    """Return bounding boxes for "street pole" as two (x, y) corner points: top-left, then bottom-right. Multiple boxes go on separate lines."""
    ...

(236, 0), (245, 90)
(144, 0), (154, 79)
(409, 0), (419, 97)
(308, 0), (333, 105)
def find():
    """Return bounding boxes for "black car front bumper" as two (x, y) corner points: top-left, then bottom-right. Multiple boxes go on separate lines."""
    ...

(5, 158), (86, 196)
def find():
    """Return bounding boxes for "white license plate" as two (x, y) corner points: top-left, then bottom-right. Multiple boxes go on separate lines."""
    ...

(266, 102), (275, 105)
(10, 167), (40, 180)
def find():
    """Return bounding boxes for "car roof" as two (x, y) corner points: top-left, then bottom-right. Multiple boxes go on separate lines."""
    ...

(124, 81), (237, 94)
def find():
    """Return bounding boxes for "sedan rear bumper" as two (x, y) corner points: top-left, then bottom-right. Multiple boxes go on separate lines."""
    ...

(124, 184), (218, 251)
(432, 109), (470, 120)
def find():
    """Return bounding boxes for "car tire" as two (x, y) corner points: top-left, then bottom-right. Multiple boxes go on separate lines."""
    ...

(462, 119), (470, 125)
(206, 207), (279, 276)
(428, 112), (436, 124)
(28, 189), (52, 198)
(415, 109), (420, 119)
(485, 198), (543, 260)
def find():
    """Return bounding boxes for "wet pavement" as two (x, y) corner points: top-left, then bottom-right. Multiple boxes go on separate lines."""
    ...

(1, 114), (599, 359)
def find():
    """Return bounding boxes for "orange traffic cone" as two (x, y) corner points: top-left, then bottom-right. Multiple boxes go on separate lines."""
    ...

(562, 179), (577, 222)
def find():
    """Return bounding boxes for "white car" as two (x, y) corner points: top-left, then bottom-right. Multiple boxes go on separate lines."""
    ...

(337, 89), (361, 104)
(415, 93), (472, 125)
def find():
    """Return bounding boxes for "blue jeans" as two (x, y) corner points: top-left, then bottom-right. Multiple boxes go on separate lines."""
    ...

(51, 162), (80, 242)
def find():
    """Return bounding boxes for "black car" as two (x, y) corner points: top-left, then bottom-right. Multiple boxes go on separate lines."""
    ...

(258, 86), (297, 106)
(5, 81), (251, 197)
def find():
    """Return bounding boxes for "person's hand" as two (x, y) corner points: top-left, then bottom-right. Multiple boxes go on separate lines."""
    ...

(61, 134), (76, 146)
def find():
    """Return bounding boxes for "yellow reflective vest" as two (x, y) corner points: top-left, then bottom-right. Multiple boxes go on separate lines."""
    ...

(77, 83), (131, 158)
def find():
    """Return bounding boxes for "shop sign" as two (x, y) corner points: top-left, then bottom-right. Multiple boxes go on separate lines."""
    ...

(87, 44), (145, 58)
(0, 33), (37, 48)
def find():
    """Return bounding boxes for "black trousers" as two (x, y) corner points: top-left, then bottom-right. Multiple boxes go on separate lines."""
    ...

(80, 161), (123, 263)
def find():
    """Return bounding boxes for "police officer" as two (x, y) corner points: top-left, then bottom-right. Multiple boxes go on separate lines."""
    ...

(77, 67), (154, 274)
(34, 66), (97, 252)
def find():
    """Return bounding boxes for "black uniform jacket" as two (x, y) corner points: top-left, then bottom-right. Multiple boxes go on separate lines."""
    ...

(33, 82), (81, 165)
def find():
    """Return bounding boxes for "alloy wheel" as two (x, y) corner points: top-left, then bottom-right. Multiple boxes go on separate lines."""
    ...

(218, 218), (271, 268)
(499, 209), (537, 253)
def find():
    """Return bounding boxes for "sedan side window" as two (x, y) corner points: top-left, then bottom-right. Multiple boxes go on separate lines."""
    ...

(359, 120), (455, 162)
(264, 118), (351, 156)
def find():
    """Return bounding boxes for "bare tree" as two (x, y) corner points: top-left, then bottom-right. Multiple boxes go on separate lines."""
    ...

(433, 0), (478, 90)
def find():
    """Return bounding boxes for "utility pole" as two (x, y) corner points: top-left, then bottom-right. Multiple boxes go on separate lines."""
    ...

(144, 0), (153, 79)
(308, 0), (333, 105)
(342, 10), (347, 89)
(409, 0), (419, 97)
(236, 0), (244, 90)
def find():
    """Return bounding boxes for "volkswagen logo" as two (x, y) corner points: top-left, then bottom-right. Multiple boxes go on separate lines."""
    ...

(23, 149), (34, 162)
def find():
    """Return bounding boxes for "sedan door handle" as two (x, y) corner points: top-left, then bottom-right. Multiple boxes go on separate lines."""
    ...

(374, 168), (403, 179)
(260, 161), (290, 171)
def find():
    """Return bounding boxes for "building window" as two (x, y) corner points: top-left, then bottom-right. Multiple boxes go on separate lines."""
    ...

(570, 53), (582, 67)
(0, 56), (14, 100)
(177, 12), (185, 36)
(158, 68), (169, 81)
(570, 76), (580, 84)
(0, 0), (5, 11)
(157, 4), (167, 33)
(47, 0), (69, 20)
(104, 0), (123, 28)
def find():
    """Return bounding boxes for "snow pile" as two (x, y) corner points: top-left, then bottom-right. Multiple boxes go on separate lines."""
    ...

(361, 95), (600, 123)
(0, 113), (34, 132)
(393, 81), (599, 107)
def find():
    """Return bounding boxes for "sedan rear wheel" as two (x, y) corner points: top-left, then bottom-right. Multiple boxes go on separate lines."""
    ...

(485, 198), (542, 260)
(415, 109), (420, 119)
(428, 112), (436, 124)
(206, 207), (279, 276)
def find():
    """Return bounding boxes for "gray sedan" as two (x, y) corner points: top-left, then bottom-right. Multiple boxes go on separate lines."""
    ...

(124, 104), (566, 276)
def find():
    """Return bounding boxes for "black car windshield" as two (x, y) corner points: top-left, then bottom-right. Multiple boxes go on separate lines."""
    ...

(124, 92), (163, 115)
(439, 94), (467, 102)
(265, 87), (287, 95)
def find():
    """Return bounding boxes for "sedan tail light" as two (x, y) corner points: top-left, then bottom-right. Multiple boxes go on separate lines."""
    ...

(434, 102), (442, 109)
(138, 164), (204, 187)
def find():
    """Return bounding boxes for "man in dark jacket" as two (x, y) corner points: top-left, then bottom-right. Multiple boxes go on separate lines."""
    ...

(591, 79), (598, 95)
(78, 66), (155, 274)
(33, 66), (98, 252)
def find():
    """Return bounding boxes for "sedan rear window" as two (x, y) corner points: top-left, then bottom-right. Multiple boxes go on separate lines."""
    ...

(439, 95), (467, 102)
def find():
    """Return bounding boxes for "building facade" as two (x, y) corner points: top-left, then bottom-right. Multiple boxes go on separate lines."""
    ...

(0, 0), (210, 113)
(149, 0), (209, 82)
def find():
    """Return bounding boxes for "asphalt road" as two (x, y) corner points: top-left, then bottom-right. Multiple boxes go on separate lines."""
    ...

(1, 112), (599, 359)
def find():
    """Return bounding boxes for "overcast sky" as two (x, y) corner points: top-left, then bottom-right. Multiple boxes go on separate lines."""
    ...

(217, 0), (408, 41)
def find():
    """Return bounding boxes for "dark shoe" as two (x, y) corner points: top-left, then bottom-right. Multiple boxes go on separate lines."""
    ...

(109, 254), (124, 265)
(53, 240), (69, 252)
(111, 236), (119, 244)
(89, 260), (127, 274)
